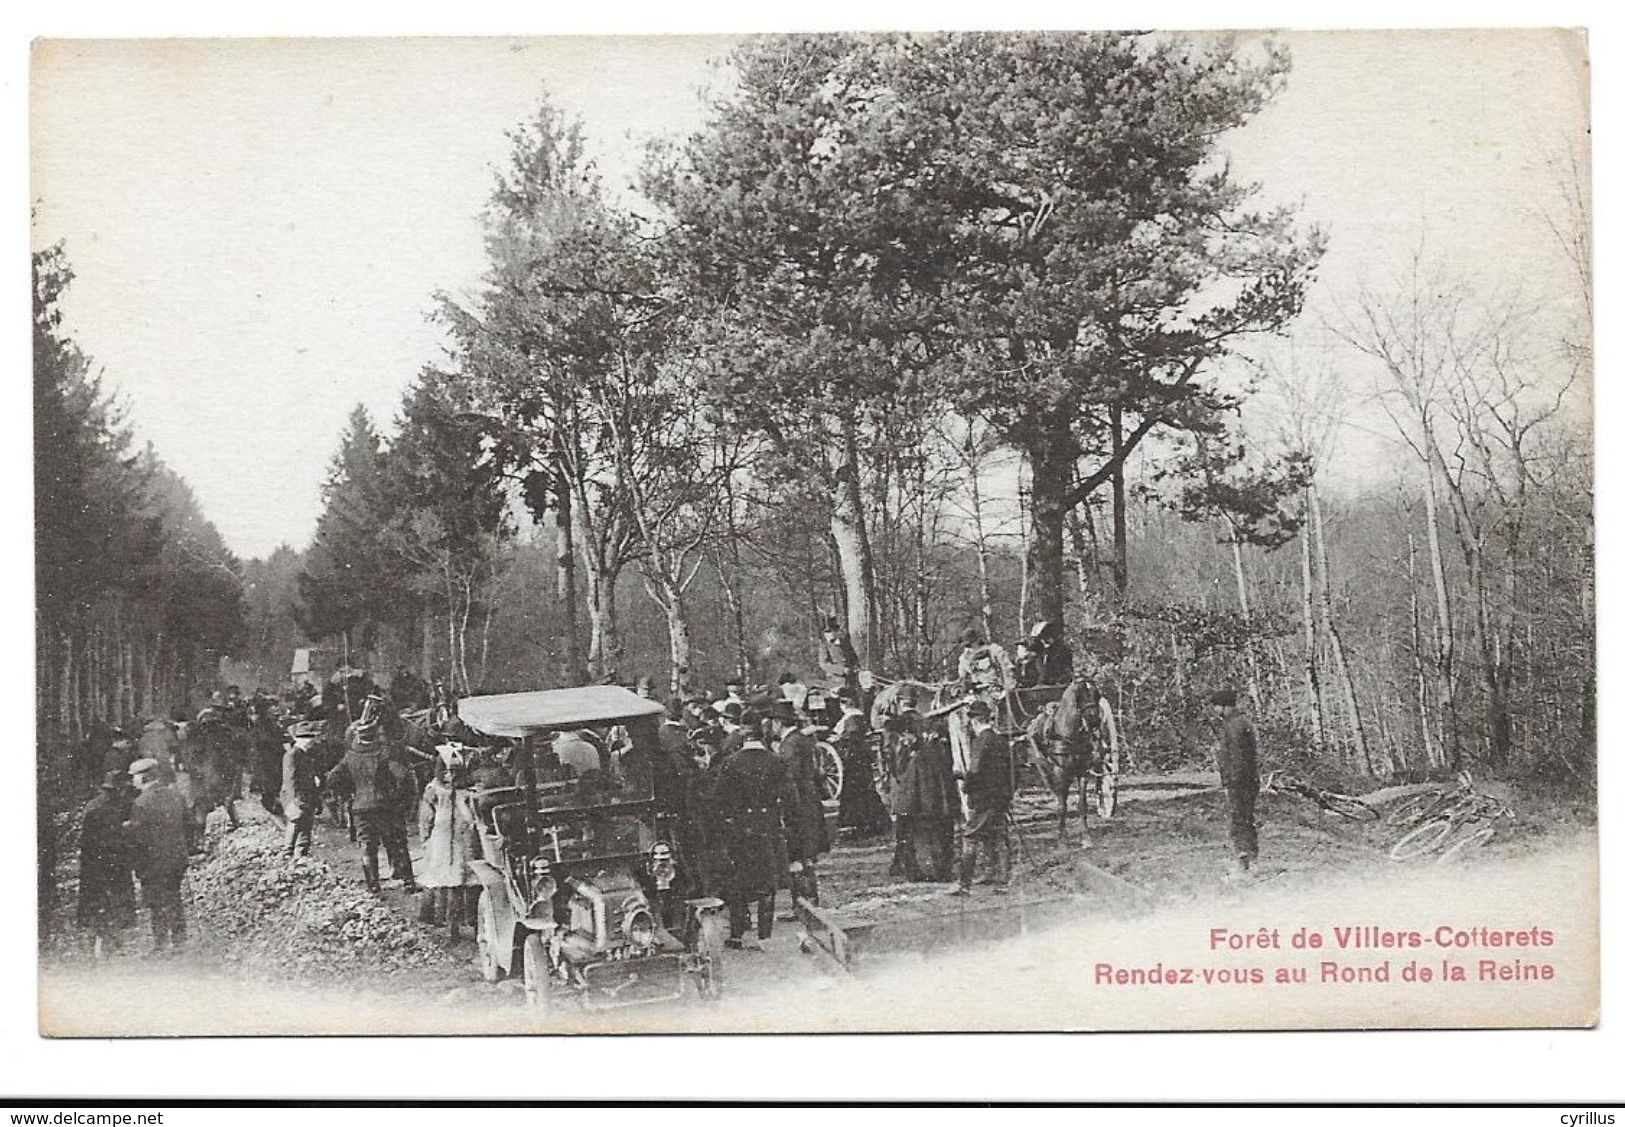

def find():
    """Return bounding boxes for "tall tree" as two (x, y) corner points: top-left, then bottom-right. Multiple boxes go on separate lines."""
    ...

(884, 32), (1323, 632)
(297, 405), (400, 655)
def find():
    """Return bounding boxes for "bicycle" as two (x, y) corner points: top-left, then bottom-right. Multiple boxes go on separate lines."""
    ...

(1388, 783), (1515, 863)
(1385, 771), (1478, 830)
(1259, 770), (1379, 822)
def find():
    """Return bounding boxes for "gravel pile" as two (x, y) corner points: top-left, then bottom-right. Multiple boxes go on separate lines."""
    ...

(185, 815), (455, 982)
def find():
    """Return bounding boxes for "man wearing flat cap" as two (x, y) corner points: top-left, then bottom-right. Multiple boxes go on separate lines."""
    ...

(1211, 688), (1261, 876)
(125, 757), (191, 953)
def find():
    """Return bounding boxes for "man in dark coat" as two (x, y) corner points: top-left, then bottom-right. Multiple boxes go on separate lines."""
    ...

(125, 757), (191, 952)
(281, 726), (324, 861)
(250, 699), (285, 815)
(890, 714), (959, 882)
(710, 722), (797, 947)
(956, 700), (1012, 894)
(770, 702), (829, 906)
(78, 771), (136, 954)
(1212, 689), (1260, 875)
(325, 719), (398, 894)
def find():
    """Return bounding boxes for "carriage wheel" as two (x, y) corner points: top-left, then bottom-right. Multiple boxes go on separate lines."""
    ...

(816, 741), (844, 801)
(1092, 700), (1122, 820)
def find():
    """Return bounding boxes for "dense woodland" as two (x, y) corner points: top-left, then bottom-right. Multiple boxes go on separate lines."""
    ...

(36, 32), (1593, 788)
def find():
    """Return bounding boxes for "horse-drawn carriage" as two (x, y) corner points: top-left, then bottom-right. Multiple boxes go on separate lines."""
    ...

(868, 674), (1122, 840)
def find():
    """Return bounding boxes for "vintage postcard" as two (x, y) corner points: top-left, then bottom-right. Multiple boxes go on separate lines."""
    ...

(31, 29), (1595, 1035)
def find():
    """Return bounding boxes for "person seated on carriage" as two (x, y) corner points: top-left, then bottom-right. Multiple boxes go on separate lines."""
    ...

(777, 671), (810, 712)
(1027, 620), (1075, 686)
(956, 625), (1016, 701)
(1013, 640), (1042, 689)
(715, 678), (747, 712)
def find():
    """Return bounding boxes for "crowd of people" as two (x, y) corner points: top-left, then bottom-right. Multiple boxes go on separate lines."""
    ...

(68, 618), (1265, 960)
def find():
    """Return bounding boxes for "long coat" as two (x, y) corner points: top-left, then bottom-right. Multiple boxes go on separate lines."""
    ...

(126, 783), (190, 880)
(891, 735), (959, 821)
(776, 729), (830, 862)
(963, 726), (1013, 838)
(710, 743), (795, 896)
(280, 744), (322, 821)
(77, 790), (135, 928)
(1217, 708), (1260, 794)
(417, 779), (479, 888)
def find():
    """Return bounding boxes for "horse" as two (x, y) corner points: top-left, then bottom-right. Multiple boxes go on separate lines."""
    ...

(1023, 677), (1119, 844)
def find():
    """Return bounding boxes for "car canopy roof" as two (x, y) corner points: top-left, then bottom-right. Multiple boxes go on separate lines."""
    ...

(458, 686), (664, 738)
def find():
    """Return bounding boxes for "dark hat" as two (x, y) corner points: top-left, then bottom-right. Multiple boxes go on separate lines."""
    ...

(1209, 689), (1239, 707)
(720, 701), (744, 721)
(770, 700), (799, 725)
(100, 770), (126, 790)
(834, 685), (857, 702)
(777, 671), (798, 684)
(960, 625), (984, 645)
(965, 698), (994, 720)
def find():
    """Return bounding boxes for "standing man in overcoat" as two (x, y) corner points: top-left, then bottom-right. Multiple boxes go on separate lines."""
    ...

(325, 716), (397, 894)
(891, 713), (959, 882)
(124, 757), (191, 953)
(770, 701), (829, 906)
(78, 770), (136, 955)
(955, 699), (1013, 894)
(1211, 688), (1260, 876)
(710, 720), (797, 949)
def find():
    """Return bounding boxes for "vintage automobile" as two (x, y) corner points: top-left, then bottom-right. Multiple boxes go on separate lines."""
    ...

(457, 685), (725, 1014)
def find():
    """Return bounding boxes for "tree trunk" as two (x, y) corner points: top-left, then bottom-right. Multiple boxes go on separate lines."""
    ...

(1016, 459), (1031, 637)
(665, 597), (694, 699)
(1229, 530), (1263, 715)
(966, 443), (995, 642)
(1422, 467), (1461, 770)
(582, 565), (622, 683)
(1025, 423), (1073, 630)
(713, 548), (749, 683)
(1109, 404), (1128, 593)
(1309, 483), (1374, 774)
(1298, 513), (1328, 754)
(420, 607), (434, 682)
(1406, 527), (1439, 769)
(553, 471), (584, 685)
(830, 414), (878, 671)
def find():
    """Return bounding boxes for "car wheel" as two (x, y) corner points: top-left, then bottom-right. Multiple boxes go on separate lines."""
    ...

(521, 932), (551, 1014)
(475, 889), (504, 983)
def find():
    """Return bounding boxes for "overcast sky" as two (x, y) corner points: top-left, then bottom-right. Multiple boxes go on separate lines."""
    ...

(31, 30), (1589, 559)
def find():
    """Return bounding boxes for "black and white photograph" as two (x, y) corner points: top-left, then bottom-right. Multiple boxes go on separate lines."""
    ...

(30, 27), (1595, 1037)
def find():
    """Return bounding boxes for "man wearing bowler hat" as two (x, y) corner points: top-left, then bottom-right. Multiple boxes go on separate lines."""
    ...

(1211, 688), (1261, 877)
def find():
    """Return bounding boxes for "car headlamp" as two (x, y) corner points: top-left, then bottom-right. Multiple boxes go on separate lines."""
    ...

(621, 899), (657, 949)
(528, 856), (556, 909)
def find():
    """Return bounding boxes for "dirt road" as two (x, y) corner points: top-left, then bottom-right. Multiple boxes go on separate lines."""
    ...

(39, 769), (1590, 1034)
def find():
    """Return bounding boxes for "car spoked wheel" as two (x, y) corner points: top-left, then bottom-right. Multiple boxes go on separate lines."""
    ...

(521, 932), (550, 1014)
(1092, 701), (1121, 820)
(475, 890), (503, 983)
(816, 741), (844, 800)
